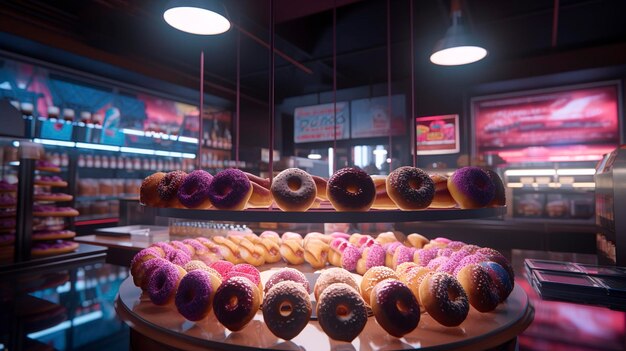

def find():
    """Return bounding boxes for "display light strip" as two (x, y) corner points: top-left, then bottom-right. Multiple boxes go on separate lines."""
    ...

(32, 139), (196, 159)
(505, 168), (597, 177)
(121, 128), (199, 144)
(556, 168), (596, 176)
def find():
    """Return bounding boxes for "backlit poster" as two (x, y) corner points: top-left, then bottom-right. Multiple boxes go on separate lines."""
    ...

(294, 102), (349, 143)
(416, 114), (460, 155)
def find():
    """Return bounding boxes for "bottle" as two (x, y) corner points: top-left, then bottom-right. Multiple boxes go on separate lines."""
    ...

(85, 155), (93, 168)
(80, 111), (91, 124)
(61, 153), (69, 167)
(62, 108), (75, 123)
(102, 155), (109, 168)
(94, 155), (101, 168)
(117, 156), (124, 169)
(78, 154), (85, 167)
(20, 102), (34, 119)
(47, 106), (60, 120)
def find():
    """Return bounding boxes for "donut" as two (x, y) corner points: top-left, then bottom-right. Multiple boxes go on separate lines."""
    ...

(384, 242), (404, 268)
(371, 175), (398, 210)
(230, 263), (261, 287)
(304, 232), (332, 245)
(169, 240), (194, 257)
(31, 240), (79, 256)
(405, 233), (429, 248)
(176, 170), (213, 209)
(452, 254), (486, 276)
(429, 174), (457, 208)
(456, 264), (500, 312)
(316, 282), (368, 342)
(175, 270), (221, 321)
(304, 238), (329, 269)
(259, 231), (281, 243)
(330, 231), (350, 240)
(165, 250), (191, 266)
(312, 175), (328, 201)
(479, 261), (513, 302)
(32, 205), (79, 217)
(132, 257), (168, 290)
(386, 166), (435, 210)
(183, 260), (209, 272)
(34, 176), (68, 188)
(279, 239), (305, 265)
(395, 261), (420, 281)
(314, 267), (359, 301)
(446, 241), (466, 250)
(207, 169), (252, 210)
(259, 238), (281, 263)
(270, 168), (317, 212)
(371, 279), (420, 337)
(262, 281), (312, 340)
(341, 244), (361, 272)
(327, 167), (376, 211)
(392, 245), (415, 270)
(32, 230), (76, 241)
(213, 236), (244, 264)
(247, 181), (273, 208)
(447, 167), (495, 209)
(213, 276), (261, 331)
(355, 235), (376, 248)
(157, 170), (187, 207)
(35, 160), (61, 173)
(33, 193), (73, 202)
(130, 247), (164, 278)
(402, 266), (433, 308)
(360, 266), (398, 306)
(485, 169), (506, 207)
(265, 268), (310, 295)
(150, 242), (176, 256)
(328, 238), (348, 267)
(0, 180), (16, 193)
(147, 263), (187, 305)
(419, 272), (469, 326)
(375, 231), (398, 245)
(238, 238), (266, 266)
(208, 260), (234, 279)
(244, 172), (271, 189)
(356, 244), (386, 275)
(426, 256), (449, 271)
(476, 247), (515, 284)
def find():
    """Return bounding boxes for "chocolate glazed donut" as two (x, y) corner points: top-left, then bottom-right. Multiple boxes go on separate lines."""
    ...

(386, 166), (435, 210)
(327, 167), (376, 211)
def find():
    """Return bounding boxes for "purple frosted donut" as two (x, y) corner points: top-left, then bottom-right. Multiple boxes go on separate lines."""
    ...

(148, 263), (186, 305)
(480, 261), (513, 302)
(415, 247), (438, 266)
(175, 270), (214, 321)
(166, 250), (191, 266)
(436, 254), (463, 274)
(365, 244), (386, 270)
(327, 167), (376, 211)
(341, 245), (361, 272)
(135, 257), (169, 290)
(447, 167), (495, 209)
(448, 248), (472, 263)
(270, 168), (317, 211)
(461, 244), (481, 254)
(183, 239), (208, 255)
(446, 241), (466, 250)
(213, 276), (260, 331)
(207, 169), (252, 210)
(157, 170), (187, 203)
(393, 246), (415, 268)
(486, 170), (506, 207)
(176, 170), (213, 208)
(371, 279), (420, 337)
(386, 166), (435, 210)
(264, 267), (310, 294)
(262, 281), (312, 340)
(151, 242), (176, 256)
(317, 282), (368, 342)
(452, 254), (486, 276)
(130, 247), (164, 277)
(169, 241), (193, 257)
(426, 256), (449, 271)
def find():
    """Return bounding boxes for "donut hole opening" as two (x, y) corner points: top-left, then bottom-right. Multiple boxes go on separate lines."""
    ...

(228, 296), (239, 309)
(155, 275), (166, 290)
(447, 287), (459, 302)
(287, 177), (302, 191)
(396, 299), (410, 314)
(408, 179), (420, 190)
(185, 184), (198, 195)
(336, 304), (353, 322)
(346, 184), (359, 194)
(279, 301), (293, 317)
(218, 184), (232, 196)
(183, 289), (195, 303)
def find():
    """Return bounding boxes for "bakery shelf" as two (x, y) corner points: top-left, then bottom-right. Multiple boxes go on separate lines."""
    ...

(155, 206), (506, 223)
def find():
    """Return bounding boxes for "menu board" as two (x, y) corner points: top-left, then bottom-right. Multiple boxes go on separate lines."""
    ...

(473, 84), (619, 159)
(416, 114), (460, 155)
(350, 95), (406, 138)
(294, 102), (349, 143)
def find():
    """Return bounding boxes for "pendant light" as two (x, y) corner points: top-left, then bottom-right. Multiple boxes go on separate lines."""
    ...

(430, 0), (486, 66)
(163, 0), (231, 35)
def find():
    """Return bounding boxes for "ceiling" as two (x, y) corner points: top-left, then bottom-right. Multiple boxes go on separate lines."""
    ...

(1, 0), (626, 106)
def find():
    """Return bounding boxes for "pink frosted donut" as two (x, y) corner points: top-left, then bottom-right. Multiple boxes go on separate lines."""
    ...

(150, 242), (176, 256)
(230, 263), (261, 285)
(148, 263), (187, 305)
(432, 237), (451, 245)
(426, 256), (449, 271)
(265, 267), (310, 294)
(330, 232), (350, 240)
(341, 245), (361, 272)
(330, 238), (349, 252)
(207, 168), (252, 210)
(437, 248), (454, 257)
(130, 248), (164, 277)
(356, 235), (376, 248)
(446, 241), (466, 250)
(209, 260), (234, 279)
(384, 241), (403, 255)
(452, 254), (486, 276)
(364, 244), (386, 270)
(448, 167), (495, 209)
(435, 255), (463, 274)
(166, 250), (191, 266)
(176, 170), (213, 208)
(182, 239), (208, 255)
(393, 246), (415, 269)
(414, 248), (438, 266)
(169, 241), (193, 257)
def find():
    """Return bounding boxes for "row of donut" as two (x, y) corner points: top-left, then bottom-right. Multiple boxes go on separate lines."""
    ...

(130, 238), (513, 341)
(139, 166), (505, 211)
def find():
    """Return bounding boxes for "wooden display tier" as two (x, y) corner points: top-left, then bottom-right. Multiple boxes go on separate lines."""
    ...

(115, 265), (534, 351)
(155, 206), (506, 223)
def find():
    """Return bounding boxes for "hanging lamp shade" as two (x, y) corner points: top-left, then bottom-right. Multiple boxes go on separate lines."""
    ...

(163, 0), (231, 35)
(430, 9), (487, 66)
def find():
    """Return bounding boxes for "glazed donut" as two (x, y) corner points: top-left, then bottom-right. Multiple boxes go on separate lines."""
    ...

(304, 238), (329, 269)
(429, 174), (457, 208)
(327, 167), (376, 211)
(402, 267), (433, 308)
(384, 242), (404, 268)
(224, 264), (263, 296)
(479, 261), (513, 302)
(314, 267), (360, 301)
(281, 232), (303, 243)
(456, 264), (500, 312)
(360, 266), (398, 306)
(356, 244), (386, 275)
(304, 232), (332, 246)
(316, 282), (368, 342)
(312, 175), (328, 201)
(213, 276), (261, 331)
(207, 168), (253, 210)
(175, 270), (221, 321)
(447, 167), (495, 209)
(147, 263), (187, 305)
(259, 231), (281, 243)
(371, 279), (420, 337)
(386, 166), (435, 210)
(280, 239), (305, 265)
(485, 170), (506, 207)
(259, 238), (281, 263)
(265, 267), (310, 294)
(371, 176), (398, 210)
(244, 172), (271, 189)
(419, 272), (469, 326)
(328, 238), (349, 267)
(375, 231), (398, 245)
(176, 170), (213, 209)
(247, 181), (273, 208)
(157, 170), (187, 208)
(262, 281), (312, 340)
(238, 238), (266, 266)
(270, 168), (317, 212)
(213, 236), (244, 264)
(195, 237), (223, 260)
(405, 233), (429, 248)
(395, 261), (420, 281)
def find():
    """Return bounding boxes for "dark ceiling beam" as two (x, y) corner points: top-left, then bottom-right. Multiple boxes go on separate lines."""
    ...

(274, 0), (365, 23)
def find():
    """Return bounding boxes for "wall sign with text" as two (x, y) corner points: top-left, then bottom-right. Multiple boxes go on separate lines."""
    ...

(415, 114), (460, 155)
(294, 102), (349, 143)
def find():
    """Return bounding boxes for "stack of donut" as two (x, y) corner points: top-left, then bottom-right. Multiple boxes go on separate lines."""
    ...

(139, 166), (506, 212)
(130, 232), (514, 340)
